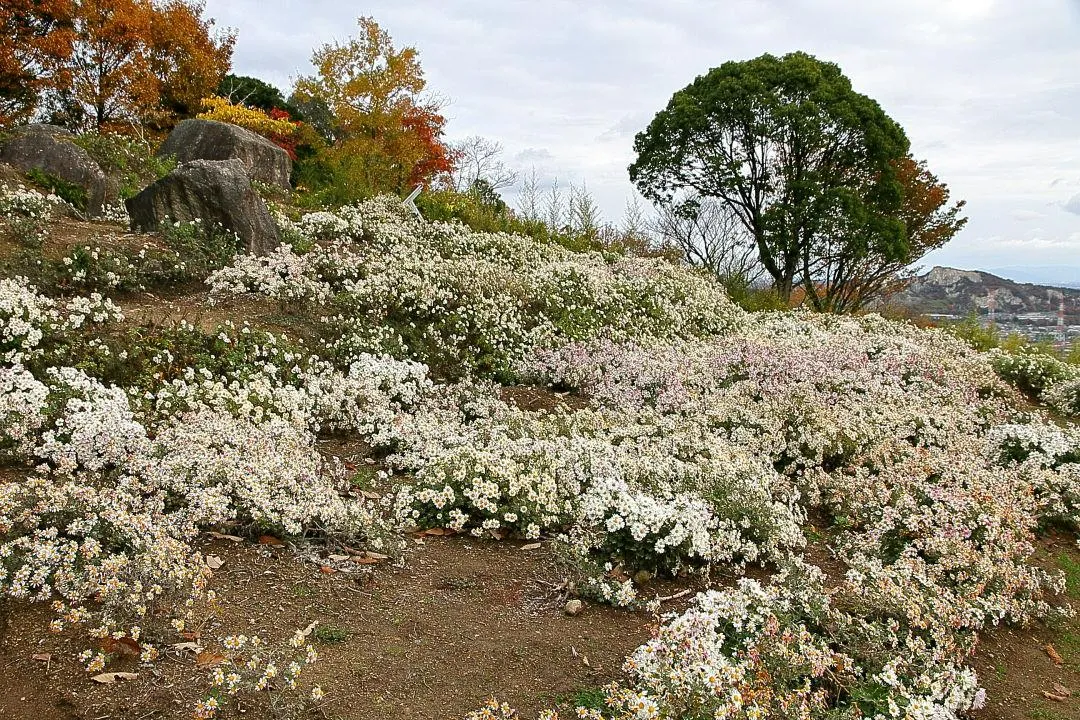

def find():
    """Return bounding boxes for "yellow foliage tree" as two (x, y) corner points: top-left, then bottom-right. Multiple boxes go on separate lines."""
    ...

(292, 16), (452, 194)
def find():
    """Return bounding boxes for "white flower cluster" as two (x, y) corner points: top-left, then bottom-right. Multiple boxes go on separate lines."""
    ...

(1, 276), (58, 362)
(208, 196), (742, 374)
(36, 366), (149, 474)
(985, 422), (1080, 530)
(0, 181), (68, 222)
(98, 201), (129, 225)
(391, 401), (803, 576)
(194, 627), (321, 719)
(991, 347), (1080, 403)
(514, 310), (1070, 713)
(0, 277), (122, 364)
(147, 409), (383, 539)
(1045, 376), (1080, 419)
(583, 564), (985, 720)
(0, 182), (69, 247)
(0, 364), (49, 457)
(0, 280), (407, 647)
(4, 188), (1078, 719)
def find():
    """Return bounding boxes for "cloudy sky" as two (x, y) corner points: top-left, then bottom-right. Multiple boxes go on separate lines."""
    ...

(204, 0), (1080, 277)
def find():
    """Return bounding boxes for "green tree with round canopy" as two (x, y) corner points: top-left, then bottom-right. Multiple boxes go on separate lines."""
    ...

(629, 51), (922, 310)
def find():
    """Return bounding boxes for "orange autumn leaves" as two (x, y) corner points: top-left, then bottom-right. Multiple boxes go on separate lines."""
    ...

(0, 0), (234, 128)
(0, 0), (74, 124)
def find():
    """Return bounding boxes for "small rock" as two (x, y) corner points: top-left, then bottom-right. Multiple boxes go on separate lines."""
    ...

(564, 599), (585, 616)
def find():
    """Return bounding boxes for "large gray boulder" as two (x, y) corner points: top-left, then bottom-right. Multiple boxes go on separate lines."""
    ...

(125, 159), (281, 255)
(158, 119), (291, 190)
(0, 124), (107, 215)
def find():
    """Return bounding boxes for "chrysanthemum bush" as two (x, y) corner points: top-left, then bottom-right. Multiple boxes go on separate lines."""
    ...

(208, 196), (741, 378)
(31, 219), (244, 293)
(1044, 376), (1080, 418)
(0, 183), (244, 293)
(0, 182), (69, 247)
(483, 313), (1071, 717)
(193, 625), (325, 719)
(0, 279), (417, 669)
(990, 347), (1080, 419)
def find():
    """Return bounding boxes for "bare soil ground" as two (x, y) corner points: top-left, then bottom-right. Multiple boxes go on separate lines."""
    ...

(970, 535), (1080, 720)
(0, 536), (667, 720)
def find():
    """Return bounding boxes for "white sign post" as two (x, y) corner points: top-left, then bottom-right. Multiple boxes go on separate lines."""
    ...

(403, 184), (423, 219)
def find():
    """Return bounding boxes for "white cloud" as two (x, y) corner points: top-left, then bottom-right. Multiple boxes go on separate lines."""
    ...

(1065, 193), (1080, 216)
(1011, 209), (1045, 222)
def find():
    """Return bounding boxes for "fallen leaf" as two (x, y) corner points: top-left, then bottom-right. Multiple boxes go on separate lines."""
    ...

(180, 631), (202, 641)
(605, 564), (629, 582)
(195, 652), (227, 667)
(327, 554), (351, 562)
(102, 637), (141, 657)
(1053, 683), (1073, 697)
(489, 528), (507, 540)
(520, 542), (542, 551)
(205, 555), (224, 570)
(207, 531), (243, 542)
(31, 653), (51, 662)
(258, 535), (284, 546)
(1043, 690), (1069, 702)
(353, 556), (379, 565)
(582, 654), (591, 667)
(364, 550), (389, 560)
(319, 565), (336, 574)
(91, 672), (138, 684)
(421, 527), (453, 537)
(361, 490), (381, 500)
(1046, 644), (1065, 665)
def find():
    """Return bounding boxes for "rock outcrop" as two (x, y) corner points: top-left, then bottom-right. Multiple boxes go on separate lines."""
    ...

(157, 119), (291, 190)
(0, 124), (107, 215)
(896, 265), (1080, 317)
(125, 159), (280, 255)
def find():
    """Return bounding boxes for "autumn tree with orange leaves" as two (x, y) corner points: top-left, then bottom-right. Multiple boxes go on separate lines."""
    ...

(292, 16), (454, 197)
(148, 0), (235, 121)
(17, 0), (233, 129)
(0, 1), (75, 125)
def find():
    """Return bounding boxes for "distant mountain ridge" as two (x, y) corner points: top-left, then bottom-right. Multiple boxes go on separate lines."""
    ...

(986, 266), (1080, 289)
(896, 266), (1080, 319)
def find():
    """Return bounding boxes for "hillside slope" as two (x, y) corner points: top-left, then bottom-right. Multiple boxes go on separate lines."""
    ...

(0, 185), (1078, 719)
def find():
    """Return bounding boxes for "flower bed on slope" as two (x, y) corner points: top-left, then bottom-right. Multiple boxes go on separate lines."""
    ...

(1, 191), (1078, 718)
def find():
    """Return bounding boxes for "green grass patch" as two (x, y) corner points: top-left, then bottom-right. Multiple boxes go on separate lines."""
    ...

(25, 168), (87, 211)
(313, 624), (350, 644)
(1057, 552), (1080, 599)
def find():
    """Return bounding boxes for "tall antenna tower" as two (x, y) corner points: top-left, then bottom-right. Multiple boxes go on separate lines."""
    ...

(1059, 297), (1066, 341)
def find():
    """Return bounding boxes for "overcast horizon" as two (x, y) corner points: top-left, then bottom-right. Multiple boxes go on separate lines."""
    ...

(204, 0), (1080, 279)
